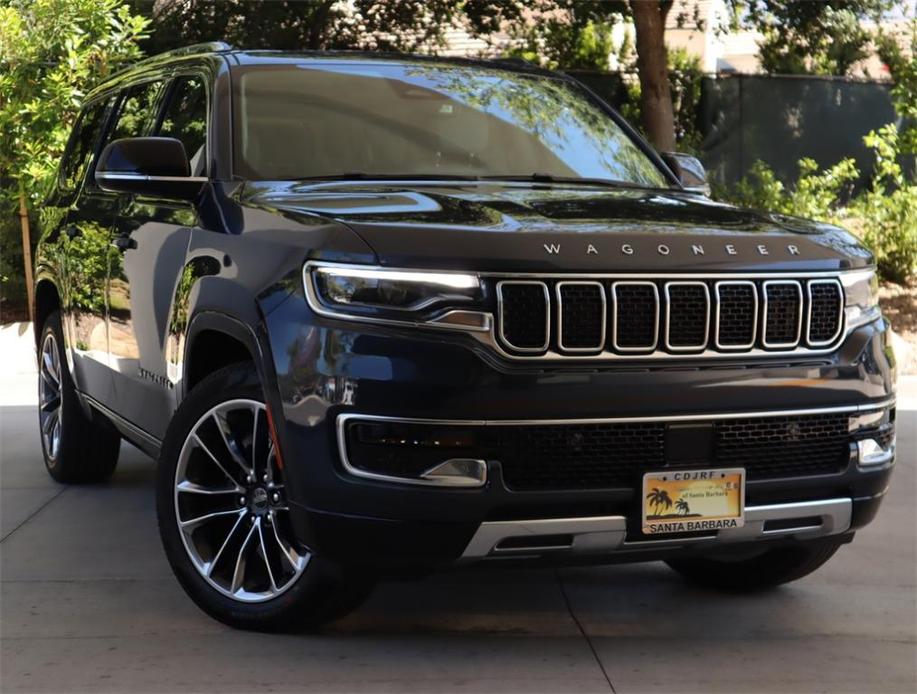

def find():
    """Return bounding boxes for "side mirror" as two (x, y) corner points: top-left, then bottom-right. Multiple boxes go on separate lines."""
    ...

(95, 137), (206, 201)
(661, 152), (710, 196)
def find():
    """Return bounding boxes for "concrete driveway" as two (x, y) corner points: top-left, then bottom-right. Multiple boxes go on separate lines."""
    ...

(2, 324), (915, 693)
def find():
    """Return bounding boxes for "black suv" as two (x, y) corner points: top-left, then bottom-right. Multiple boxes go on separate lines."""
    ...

(34, 43), (896, 630)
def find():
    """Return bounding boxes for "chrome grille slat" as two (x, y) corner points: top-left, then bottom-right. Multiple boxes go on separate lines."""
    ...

(807, 279), (844, 346)
(556, 281), (606, 353)
(612, 281), (660, 352)
(714, 281), (758, 350)
(762, 280), (804, 348)
(494, 274), (845, 359)
(497, 281), (550, 353)
(664, 281), (710, 351)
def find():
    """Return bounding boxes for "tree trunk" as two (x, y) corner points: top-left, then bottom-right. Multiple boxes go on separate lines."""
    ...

(18, 185), (35, 323)
(630, 0), (676, 152)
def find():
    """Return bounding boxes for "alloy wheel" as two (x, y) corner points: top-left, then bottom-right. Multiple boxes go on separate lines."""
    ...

(174, 399), (309, 602)
(38, 332), (63, 463)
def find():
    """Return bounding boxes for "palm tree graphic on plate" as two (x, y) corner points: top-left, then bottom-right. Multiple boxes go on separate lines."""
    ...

(675, 498), (690, 516)
(645, 487), (673, 518)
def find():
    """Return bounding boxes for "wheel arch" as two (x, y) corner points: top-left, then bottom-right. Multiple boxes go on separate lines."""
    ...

(34, 278), (61, 348)
(182, 311), (266, 399)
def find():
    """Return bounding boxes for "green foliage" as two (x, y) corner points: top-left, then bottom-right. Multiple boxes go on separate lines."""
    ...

(0, 0), (149, 309)
(850, 125), (917, 283)
(725, 158), (859, 224)
(141, 0), (459, 54)
(738, 0), (895, 76)
(719, 128), (915, 283)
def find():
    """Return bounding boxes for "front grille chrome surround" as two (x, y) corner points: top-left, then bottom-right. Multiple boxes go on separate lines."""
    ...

(664, 281), (710, 352)
(611, 281), (660, 352)
(496, 280), (550, 353)
(807, 278), (845, 347)
(762, 280), (804, 349)
(714, 280), (758, 350)
(556, 281), (607, 353)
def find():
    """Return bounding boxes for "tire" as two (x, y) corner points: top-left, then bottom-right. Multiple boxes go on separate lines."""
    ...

(37, 311), (120, 483)
(665, 539), (843, 592)
(156, 361), (373, 631)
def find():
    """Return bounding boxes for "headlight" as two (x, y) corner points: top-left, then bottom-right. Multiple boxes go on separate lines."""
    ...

(305, 263), (488, 328)
(841, 269), (880, 330)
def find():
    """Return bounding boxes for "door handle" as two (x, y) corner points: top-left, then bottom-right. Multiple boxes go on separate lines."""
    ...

(112, 236), (137, 251)
(63, 224), (81, 239)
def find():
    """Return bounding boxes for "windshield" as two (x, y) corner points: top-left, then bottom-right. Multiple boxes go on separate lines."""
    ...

(232, 61), (669, 187)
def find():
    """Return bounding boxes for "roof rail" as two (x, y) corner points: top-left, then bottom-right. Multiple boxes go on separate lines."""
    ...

(152, 41), (234, 59)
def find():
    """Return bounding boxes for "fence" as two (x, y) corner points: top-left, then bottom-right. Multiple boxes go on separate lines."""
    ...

(568, 70), (898, 191)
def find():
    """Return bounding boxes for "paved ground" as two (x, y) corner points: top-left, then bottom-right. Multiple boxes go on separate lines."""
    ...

(1, 325), (915, 693)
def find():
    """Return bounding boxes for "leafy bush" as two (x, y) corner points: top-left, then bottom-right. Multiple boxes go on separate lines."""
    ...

(722, 157), (858, 225)
(0, 0), (148, 314)
(719, 127), (916, 283)
(849, 125), (917, 283)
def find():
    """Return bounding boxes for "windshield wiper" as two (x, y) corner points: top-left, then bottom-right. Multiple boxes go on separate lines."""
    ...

(294, 172), (481, 182)
(479, 174), (671, 190)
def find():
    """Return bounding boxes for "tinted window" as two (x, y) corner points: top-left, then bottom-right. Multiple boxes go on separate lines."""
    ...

(233, 63), (667, 187)
(60, 99), (110, 192)
(110, 81), (163, 141)
(158, 75), (208, 176)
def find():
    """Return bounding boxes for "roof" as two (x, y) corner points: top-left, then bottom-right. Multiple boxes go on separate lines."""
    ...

(90, 42), (558, 98)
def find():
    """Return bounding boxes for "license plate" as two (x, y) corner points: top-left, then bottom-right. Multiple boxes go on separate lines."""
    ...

(642, 468), (745, 535)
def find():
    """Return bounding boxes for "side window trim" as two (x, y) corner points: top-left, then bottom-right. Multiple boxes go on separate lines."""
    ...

(83, 78), (166, 196)
(56, 95), (116, 199)
(155, 70), (212, 178)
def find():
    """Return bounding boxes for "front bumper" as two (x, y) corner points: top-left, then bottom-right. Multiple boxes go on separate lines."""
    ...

(261, 292), (896, 571)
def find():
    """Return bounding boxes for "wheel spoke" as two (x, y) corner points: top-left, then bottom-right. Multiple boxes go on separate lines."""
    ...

(270, 516), (306, 571)
(191, 434), (244, 490)
(230, 522), (258, 594)
(206, 510), (246, 577)
(212, 411), (254, 478)
(40, 394), (60, 412)
(257, 519), (278, 592)
(176, 479), (241, 496)
(41, 410), (57, 436)
(180, 508), (241, 530)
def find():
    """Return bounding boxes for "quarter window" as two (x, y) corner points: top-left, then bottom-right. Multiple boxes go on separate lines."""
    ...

(157, 75), (208, 176)
(59, 99), (111, 192)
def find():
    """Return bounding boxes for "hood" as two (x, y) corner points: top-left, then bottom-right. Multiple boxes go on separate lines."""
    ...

(245, 180), (873, 273)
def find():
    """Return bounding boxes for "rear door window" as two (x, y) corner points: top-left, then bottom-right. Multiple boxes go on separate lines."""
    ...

(157, 75), (208, 176)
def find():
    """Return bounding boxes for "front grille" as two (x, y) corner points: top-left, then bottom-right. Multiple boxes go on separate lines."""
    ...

(666, 283), (709, 350)
(557, 282), (605, 351)
(612, 282), (658, 350)
(715, 282), (757, 348)
(497, 282), (548, 351)
(808, 280), (843, 344)
(763, 281), (803, 347)
(498, 413), (851, 490)
(495, 276), (844, 357)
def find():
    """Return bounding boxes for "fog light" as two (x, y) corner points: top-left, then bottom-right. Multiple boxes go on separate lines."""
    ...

(857, 437), (895, 467)
(420, 458), (487, 487)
